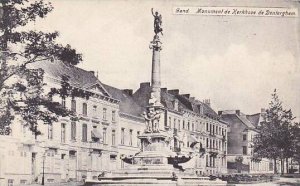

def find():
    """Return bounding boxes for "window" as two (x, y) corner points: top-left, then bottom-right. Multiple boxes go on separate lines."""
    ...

(82, 124), (87, 142)
(20, 180), (27, 184)
(206, 155), (209, 167)
(121, 128), (125, 145)
(103, 108), (107, 120)
(174, 118), (176, 129)
(103, 128), (107, 144)
(112, 111), (116, 122)
(243, 146), (247, 155)
(137, 131), (140, 147)
(178, 120), (181, 130)
(8, 179), (14, 186)
(187, 122), (190, 130)
(71, 122), (76, 140)
(206, 123), (209, 131)
(182, 120), (185, 129)
(110, 154), (117, 161)
(192, 123), (194, 131)
(69, 150), (77, 158)
(112, 130), (116, 146)
(48, 124), (53, 140)
(243, 134), (247, 141)
(62, 98), (66, 108)
(82, 103), (87, 116)
(61, 123), (66, 143)
(93, 105), (97, 112)
(174, 99), (179, 111)
(121, 155), (125, 168)
(129, 129), (133, 146)
(71, 99), (76, 112)
(206, 138), (209, 148)
(91, 126), (100, 142)
(168, 117), (171, 127)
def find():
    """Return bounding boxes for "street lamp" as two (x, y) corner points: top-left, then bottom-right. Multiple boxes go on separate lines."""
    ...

(41, 152), (46, 185)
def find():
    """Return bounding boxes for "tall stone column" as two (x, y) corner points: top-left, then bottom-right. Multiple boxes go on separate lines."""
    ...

(150, 35), (162, 102)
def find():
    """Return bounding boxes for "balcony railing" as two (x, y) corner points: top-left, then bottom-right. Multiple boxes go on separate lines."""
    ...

(89, 141), (110, 151)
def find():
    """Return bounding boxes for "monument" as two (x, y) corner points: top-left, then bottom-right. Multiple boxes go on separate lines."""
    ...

(84, 9), (226, 186)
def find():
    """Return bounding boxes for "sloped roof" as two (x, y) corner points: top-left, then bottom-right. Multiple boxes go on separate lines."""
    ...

(161, 90), (186, 113)
(237, 114), (255, 129)
(30, 60), (110, 97)
(102, 84), (144, 118)
(246, 113), (261, 127)
(220, 110), (255, 129)
(202, 103), (219, 118)
(176, 95), (219, 118)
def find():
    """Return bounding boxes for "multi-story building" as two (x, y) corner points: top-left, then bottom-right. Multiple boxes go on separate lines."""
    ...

(219, 110), (273, 174)
(0, 60), (230, 186)
(0, 60), (145, 185)
(133, 82), (228, 176)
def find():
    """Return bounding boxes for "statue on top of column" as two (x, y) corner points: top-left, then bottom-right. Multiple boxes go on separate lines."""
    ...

(151, 8), (163, 36)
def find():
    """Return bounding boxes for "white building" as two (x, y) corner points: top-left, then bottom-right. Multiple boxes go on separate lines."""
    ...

(0, 60), (145, 185)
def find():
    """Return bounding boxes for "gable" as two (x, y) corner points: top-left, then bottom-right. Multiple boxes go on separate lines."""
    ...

(87, 83), (111, 97)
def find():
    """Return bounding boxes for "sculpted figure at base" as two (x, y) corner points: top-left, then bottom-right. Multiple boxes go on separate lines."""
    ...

(142, 106), (163, 133)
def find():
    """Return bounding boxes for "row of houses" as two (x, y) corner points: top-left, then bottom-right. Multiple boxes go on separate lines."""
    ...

(0, 60), (273, 186)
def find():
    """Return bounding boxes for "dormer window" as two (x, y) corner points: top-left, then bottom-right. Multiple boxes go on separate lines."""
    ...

(173, 99), (179, 111)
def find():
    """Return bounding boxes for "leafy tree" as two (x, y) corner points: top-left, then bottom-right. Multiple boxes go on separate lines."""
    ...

(291, 122), (300, 173)
(0, 0), (82, 136)
(253, 89), (295, 174)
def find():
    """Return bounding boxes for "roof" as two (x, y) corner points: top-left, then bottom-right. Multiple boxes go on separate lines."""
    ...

(30, 60), (111, 97)
(220, 110), (256, 129)
(176, 94), (219, 119)
(246, 113), (261, 127)
(102, 84), (144, 118)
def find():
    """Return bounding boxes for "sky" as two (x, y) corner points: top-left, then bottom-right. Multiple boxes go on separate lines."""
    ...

(33, 0), (300, 120)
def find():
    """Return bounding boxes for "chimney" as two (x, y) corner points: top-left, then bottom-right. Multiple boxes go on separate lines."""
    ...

(181, 94), (190, 99)
(261, 108), (266, 113)
(123, 89), (133, 96)
(218, 111), (223, 115)
(190, 97), (195, 102)
(161, 88), (167, 92)
(89, 71), (95, 75)
(203, 99), (211, 107)
(236, 110), (240, 116)
(140, 82), (150, 89)
(168, 89), (179, 95)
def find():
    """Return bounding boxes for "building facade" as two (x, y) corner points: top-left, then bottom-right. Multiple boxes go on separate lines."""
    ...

(219, 110), (273, 174)
(133, 82), (229, 176)
(0, 61), (231, 186)
(0, 60), (145, 186)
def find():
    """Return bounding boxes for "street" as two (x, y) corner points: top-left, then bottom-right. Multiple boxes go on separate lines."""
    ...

(235, 177), (300, 186)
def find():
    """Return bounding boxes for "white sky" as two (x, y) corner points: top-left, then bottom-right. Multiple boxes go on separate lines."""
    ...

(33, 0), (300, 120)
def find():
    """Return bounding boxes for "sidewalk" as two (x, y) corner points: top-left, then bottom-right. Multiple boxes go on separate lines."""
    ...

(26, 182), (84, 186)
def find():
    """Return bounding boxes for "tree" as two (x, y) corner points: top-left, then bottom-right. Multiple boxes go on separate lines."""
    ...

(291, 122), (300, 173)
(253, 89), (295, 174)
(0, 0), (82, 136)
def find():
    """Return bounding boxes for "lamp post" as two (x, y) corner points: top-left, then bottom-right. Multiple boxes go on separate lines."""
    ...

(41, 152), (46, 185)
